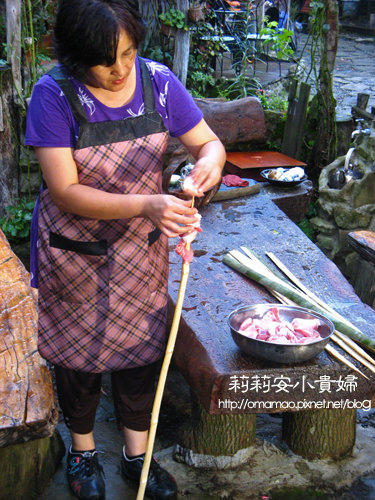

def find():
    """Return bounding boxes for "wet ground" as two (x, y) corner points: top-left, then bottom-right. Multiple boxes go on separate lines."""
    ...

(40, 27), (375, 500)
(41, 366), (375, 500)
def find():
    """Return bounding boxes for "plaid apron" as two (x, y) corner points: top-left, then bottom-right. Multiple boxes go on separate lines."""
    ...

(37, 59), (169, 372)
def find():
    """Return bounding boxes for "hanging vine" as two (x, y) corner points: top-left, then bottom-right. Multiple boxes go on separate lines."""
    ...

(296, 0), (338, 174)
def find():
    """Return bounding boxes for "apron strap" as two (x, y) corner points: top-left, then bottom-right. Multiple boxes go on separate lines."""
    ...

(138, 57), (156, 115)
(48, 58), (156, 122)
(47, 65), (89, 125)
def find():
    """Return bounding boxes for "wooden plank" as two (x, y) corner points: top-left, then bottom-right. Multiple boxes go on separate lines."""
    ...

(226, 151), (307, 168)
(212, 180), (260, 201)
(282, 80), (311, 159)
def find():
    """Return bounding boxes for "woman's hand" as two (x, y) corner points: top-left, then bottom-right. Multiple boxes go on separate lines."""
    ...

(178, 118), (226, 197)
(182, 157), (223, 197)
(143, 194), (199, 238)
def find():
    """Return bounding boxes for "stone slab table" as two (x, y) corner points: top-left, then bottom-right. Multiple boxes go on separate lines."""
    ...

(167, 184), (375, 460)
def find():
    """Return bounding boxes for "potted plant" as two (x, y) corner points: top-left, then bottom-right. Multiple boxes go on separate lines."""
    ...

(188, 1), (205, 22)
(159, 8), (188, 37)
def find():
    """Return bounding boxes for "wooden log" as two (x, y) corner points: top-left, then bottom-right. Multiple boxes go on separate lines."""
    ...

(5, 0), (22, 99)
(282, 409), (357, 459)
(0, 430), (65, 500)
(0, 228), (58, 447)
(194, 97), (267, 146)
(181, 390), (256, 456)
(172, 0), (190, 86)
(0, 65), (19, 216)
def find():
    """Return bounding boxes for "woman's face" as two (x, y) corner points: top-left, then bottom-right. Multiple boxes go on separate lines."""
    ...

(87, 29), (137, 92)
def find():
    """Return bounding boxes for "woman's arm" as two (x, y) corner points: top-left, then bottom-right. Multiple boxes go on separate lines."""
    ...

(178, 118), (226, 197)
(35, 146), (198, 238)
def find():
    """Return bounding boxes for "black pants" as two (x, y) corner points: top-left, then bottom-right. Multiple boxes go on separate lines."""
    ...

(54, 363), (158, 434)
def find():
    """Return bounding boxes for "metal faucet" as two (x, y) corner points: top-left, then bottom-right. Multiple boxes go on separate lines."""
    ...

(352, 128), (371, 139)
(351, 118), (372, 139)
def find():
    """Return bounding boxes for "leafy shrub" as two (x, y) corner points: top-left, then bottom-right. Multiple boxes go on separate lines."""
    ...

(0, 198), (35, 241)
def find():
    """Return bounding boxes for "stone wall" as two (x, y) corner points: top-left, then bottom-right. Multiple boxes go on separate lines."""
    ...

(310, 129), (375, 286)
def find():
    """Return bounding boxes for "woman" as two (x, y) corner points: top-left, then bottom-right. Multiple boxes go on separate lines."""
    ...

(25, 1), (225, 499)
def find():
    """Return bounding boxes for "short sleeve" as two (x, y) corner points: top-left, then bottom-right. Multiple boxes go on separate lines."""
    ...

(145, 60), (203, 138)
(166, 72), (203, 137)
(25, 75), (78, 148)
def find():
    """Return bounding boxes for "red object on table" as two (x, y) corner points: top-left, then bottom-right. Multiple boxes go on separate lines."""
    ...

(222, 174), (249, 187)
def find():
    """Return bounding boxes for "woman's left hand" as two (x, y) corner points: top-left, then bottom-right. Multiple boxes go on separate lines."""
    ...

(178, 118), (226, 197)
(182, 157), (223, 197)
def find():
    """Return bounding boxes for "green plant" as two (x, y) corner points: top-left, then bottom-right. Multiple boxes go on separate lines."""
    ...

(187, 11), (229, 95)
(0, 198), (35, 241)
(259, 19), (295, 60)
(159, 8), (188, 30)
(216, 75), (261, 100)
(188, 70), (215, 97)
(255, 88), (288, 112)
(142, 44), (173, 67)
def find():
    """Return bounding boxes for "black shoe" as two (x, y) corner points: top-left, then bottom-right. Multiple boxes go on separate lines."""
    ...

(120, 448), (177, 500)
(67, 447), (105, 500)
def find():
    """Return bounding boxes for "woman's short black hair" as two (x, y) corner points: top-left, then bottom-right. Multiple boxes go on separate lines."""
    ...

(54, 0), (146, 81)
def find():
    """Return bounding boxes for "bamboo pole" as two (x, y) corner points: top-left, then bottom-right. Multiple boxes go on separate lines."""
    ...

(325, 344), (369, 380)
(136, 260), (189, 500)
(137, 197), (195, 500)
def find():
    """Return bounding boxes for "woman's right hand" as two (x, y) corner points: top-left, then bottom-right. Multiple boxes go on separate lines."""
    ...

(143, 194), (199, 238)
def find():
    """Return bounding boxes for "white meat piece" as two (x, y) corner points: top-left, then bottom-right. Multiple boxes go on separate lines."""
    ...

(278, 167), (305, 182)
(181, 213), (202, 244)
(182, 175), (198, 196)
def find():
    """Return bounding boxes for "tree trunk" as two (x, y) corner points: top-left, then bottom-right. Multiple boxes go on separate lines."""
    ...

(173, 0), (190, 86)
(0, 66), (19, 216)
(282, 409), (357, 459)
(0, 431), (65, 500)
(182, 390), (256, 456)
(5, 0), (22, 98)
(312, 0), (338, 170)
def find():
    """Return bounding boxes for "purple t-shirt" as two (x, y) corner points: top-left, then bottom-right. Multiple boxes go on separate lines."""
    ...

(25, 57), (203, 147)
(25, 57), (203, 288)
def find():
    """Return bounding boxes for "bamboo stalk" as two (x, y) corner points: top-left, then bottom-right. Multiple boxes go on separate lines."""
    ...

(224, 249), (375, 351)
(334, 330), (375, 367)
(325, 344), (369, 380)
(332, 334), (375, 373)
(266, 252), (359, 331)
(136, 260), (189, 500)
(137, 197), (195, 500)
(266, 252), (375, 359)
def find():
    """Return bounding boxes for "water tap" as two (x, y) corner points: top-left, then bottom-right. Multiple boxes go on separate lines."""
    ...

(351, 118), (371, 139)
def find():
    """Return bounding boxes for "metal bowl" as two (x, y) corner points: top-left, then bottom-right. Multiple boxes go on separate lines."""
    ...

(228, 304), (335, 363)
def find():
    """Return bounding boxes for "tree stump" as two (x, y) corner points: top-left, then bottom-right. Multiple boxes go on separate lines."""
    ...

(0, 228), (64, 498)
(282, 409), (357, 459)
(0, 431), (65, 500)
(182, 390), (256, 456)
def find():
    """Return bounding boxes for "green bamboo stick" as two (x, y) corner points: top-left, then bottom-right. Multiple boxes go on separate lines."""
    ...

(223, 252), (375, 351)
